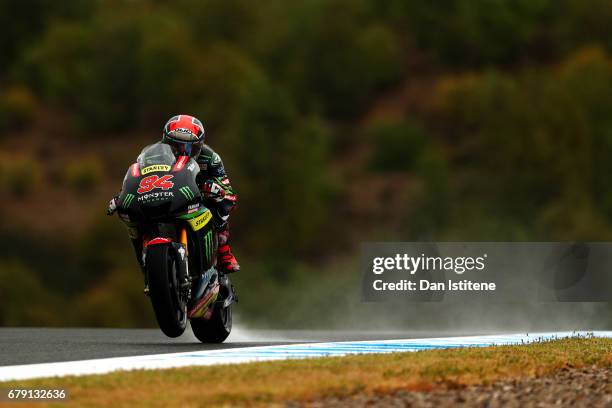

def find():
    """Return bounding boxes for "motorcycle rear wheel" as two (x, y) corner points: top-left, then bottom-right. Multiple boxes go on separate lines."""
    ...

(191, 304), (232, 343)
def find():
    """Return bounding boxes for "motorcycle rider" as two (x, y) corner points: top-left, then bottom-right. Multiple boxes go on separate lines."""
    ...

(107, 114), (240, 274)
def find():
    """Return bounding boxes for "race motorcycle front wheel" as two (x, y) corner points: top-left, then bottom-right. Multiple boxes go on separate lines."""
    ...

(146, 244), (187, 337)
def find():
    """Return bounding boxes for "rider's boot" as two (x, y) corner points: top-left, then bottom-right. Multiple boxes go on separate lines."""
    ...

(216, 225), (240, 274)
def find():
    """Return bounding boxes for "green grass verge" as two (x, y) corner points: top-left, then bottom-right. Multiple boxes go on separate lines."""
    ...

(1, 337), (611, 407)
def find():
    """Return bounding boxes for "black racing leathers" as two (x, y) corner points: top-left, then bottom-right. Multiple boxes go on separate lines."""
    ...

(195, 144), (238, 228)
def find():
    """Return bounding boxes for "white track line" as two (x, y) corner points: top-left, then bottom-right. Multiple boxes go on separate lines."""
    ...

(1, 331), (610, 382)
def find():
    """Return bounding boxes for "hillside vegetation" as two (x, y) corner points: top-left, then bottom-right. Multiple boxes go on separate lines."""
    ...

(1, 0), (612, 327)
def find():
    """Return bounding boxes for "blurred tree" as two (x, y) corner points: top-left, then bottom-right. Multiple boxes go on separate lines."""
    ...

(74, 215), (132, 293)
(188, 43), (268, 133)
(409, 149), (451, 238)
(280, 1), (403, 118)
(377, 0), (552, 67)
(433, 47), (612, 239)
(367, 119), (428, 172)
(177, 0), (259, 45)
(0, 86), (36, 133)
(62, 157), (103, 193)
(19, 6), (201, 132)
(0, 0), (95, 74)
(0, 259), (64, 326)
(225, 79), (334, 258)
(0, 154), (42, 197)
(551, 0), (612, 55)
(76, 267), (155, 327)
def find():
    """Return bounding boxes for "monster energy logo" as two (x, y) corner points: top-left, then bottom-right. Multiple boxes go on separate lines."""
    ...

(123, 193), (135, 208)
(203, 230), (213, 264)
(180, 186), (195, 200)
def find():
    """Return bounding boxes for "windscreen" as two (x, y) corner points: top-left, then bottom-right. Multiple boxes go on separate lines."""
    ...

(137, 143), (177, 167)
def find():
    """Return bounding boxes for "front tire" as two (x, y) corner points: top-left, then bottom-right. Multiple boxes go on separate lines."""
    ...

(191, 304), (232, 343)
(147, 245), (187, 338)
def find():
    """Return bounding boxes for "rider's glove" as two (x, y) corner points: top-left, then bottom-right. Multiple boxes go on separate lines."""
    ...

(202, 180), (226, 202)
(107, 196), (119, 215)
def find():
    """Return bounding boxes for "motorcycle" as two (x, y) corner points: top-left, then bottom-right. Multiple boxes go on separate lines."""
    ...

(114, 143), (236, 343)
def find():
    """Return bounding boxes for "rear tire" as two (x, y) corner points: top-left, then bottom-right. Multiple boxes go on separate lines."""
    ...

(147, 245), (187, 338)
(191, 304), (232, 343)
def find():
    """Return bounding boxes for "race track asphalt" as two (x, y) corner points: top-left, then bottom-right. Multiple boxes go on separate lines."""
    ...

(0, 327), (480, 366)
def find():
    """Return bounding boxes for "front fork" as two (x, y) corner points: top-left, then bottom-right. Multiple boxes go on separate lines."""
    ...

(173, 229), (191, 300)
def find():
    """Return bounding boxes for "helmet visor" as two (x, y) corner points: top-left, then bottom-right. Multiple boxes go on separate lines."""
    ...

(171, 140), (202, 158)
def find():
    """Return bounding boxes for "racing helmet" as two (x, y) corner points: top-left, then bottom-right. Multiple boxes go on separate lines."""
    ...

(161, 114), (206, 158)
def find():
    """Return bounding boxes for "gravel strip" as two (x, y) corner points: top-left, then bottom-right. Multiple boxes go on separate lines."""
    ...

(288, 366), (612, 407)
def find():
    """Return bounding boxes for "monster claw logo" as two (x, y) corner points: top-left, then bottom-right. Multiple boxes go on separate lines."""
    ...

(123, 193), (135, 208)
(180, 186), (195, 200)
(203, 230), (213, 264)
